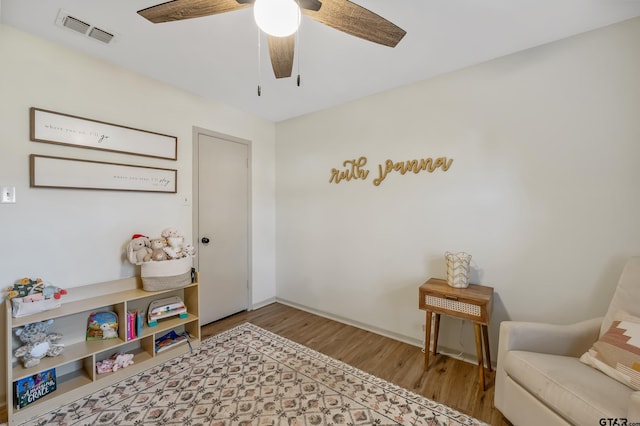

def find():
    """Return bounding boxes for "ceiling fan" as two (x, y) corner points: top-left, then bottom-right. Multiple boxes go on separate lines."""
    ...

(137, 0), (406, 79)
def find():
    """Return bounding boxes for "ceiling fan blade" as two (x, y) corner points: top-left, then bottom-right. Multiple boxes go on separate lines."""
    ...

(237, 0), (321, 11)
(267, 35), (295, 79)
(298, 0), (322, 11)
(302, 0), (406, 47)
(138, 0), (250, 23)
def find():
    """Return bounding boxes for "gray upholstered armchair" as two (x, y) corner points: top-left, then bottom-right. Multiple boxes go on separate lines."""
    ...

(495, 257), (640, 425)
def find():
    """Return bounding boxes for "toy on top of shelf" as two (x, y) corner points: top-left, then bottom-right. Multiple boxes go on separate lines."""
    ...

(8, 278), (68, 318)
(7, 277), (42, 299)
(125, 234), (152, 264)
(182, 243), (196, 257)
(161, 227), (184, 259)
(6, 278), (67, 300)
(123, 228), (195, 291)
(41, 284), (66, 300)
(149, 238), (169, 262)
(14, 320), (64, 368)
(160, 227), (180, 239)
(124, 228), (195, 266)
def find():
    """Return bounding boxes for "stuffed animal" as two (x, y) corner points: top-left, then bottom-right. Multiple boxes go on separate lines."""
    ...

(96, 358), (114, 374)
(111, 353), (134, 371)
(161, 227), (180, 239)
(163, 236), (185, 259)
(160, 228), (185, 259)
(163, 245), (180, 259)
(182, 244), (196, 257)
(126, 234), (152, 264)
(148, 238), (168, 262)
(42, 284), (67, 300)
(96, 352), (134, 373)
(14, 320), (64, 368)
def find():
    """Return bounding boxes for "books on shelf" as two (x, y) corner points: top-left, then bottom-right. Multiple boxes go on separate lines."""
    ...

(127, 311), (135, 341)
(15, 368), (57, 409)
(126, 310), (144, 341)
(154, 330), (188, 353)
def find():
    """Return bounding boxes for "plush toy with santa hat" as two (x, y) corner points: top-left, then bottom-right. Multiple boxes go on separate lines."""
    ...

(126, 234), (152, 264)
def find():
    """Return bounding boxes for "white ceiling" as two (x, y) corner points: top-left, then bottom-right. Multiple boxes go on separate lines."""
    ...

(2, 0), (640, 122)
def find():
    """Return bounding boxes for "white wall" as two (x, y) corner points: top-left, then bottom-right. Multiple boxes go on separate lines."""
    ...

(2, 13), (640, 407)
(0, 24), (276, 402)
(275, 17), (640, 358)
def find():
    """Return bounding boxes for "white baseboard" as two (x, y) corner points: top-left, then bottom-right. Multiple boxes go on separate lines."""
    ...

(275, 298), (422, 346)
(273, 298), (491, 368)
(251, 297), (276, 310)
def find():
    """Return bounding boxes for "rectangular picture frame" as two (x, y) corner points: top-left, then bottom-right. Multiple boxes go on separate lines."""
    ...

(30, 107), (178, 160)
(30, 154), (177, 193)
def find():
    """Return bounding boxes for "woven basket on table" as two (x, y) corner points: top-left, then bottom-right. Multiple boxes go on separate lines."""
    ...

(445, 251), (471, 288)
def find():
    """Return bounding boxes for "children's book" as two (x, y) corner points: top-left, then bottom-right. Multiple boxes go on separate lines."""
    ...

(86, 311), (118, 341)
(136, 310), (144, 338)
(154, 330), (187, 354)
(127, 311), (136, 341)
(15, 368), (57, 409)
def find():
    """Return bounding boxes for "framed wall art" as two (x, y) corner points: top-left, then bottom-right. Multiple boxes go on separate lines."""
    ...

(30, 107), (178, 160)
(30, 154), (177, 193)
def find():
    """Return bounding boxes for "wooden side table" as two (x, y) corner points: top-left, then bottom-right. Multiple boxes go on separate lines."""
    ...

(418, 277), (494, 390)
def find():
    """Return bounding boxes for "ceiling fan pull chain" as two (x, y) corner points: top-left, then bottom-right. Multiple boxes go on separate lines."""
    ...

(257, 28), (262, 96)
(296, 24), (301, 87)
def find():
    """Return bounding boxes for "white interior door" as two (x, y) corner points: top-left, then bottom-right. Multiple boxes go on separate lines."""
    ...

(195, 130), (250, 324)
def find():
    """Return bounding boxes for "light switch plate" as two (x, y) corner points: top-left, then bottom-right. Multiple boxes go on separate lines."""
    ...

(1, 186), (16, 203)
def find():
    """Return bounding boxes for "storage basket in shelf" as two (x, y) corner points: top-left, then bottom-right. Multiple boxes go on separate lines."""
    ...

(445, 251), (472, 288)
(11, 297), (62, 318)
(140, 256), (192, 292)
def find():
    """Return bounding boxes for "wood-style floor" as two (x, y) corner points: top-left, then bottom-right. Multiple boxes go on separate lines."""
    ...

(0, 302), (506, 425)
(202, 302), (505, 425)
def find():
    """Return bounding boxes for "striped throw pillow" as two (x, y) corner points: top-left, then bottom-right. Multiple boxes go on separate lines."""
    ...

(580, 311), (640, 391)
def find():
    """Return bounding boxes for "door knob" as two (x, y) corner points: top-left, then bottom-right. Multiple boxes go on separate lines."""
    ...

(201, 237), (210, 245)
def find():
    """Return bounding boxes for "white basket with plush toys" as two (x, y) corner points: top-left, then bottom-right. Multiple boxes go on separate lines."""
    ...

(125, 228), (196, 292)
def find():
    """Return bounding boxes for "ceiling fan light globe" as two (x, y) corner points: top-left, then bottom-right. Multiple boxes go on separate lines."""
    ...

(253, 0), (301, 37)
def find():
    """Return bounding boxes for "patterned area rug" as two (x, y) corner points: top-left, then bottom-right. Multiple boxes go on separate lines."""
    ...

(25, 323), (487, 425)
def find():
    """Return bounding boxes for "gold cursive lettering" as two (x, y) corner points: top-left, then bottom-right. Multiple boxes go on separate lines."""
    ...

(373, 157), (453, 186)
(329, 156), (369, 184)
(330, 156), (453, 186)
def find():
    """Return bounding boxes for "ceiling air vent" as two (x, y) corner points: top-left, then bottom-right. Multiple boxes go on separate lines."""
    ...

(55, 9), (117, 45)
(88, 27), (114, 44)
(62, 15), (90, 34)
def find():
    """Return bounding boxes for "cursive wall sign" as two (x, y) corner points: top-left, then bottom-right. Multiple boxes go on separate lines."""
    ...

(329, 156), (453, 186)
(30, 107), (178, 160)
(30, 154), (177, 193)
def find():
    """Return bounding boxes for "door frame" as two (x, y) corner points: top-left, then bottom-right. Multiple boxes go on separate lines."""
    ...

(192, 126), (252, 311)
